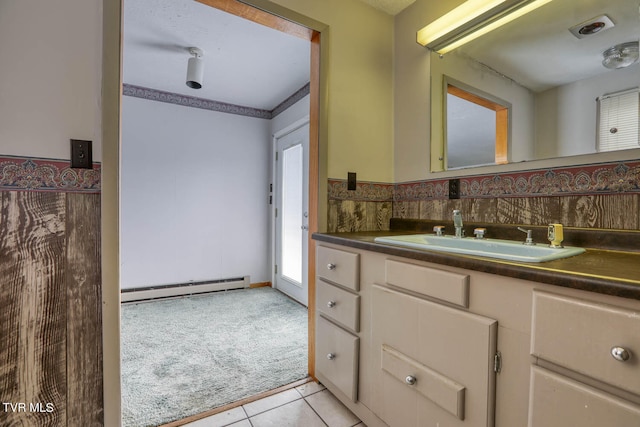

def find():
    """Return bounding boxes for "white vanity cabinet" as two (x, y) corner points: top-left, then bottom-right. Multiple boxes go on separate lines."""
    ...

(314, 240), (640, 427)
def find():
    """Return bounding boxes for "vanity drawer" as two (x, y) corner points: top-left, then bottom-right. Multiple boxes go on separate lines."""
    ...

(531, 291), (640, 395)
(385, 259), (469, 307)
(317, 280), (360, 333)
(529, 366), (640, 427)
(316, 315), (359, 402)
(317, 246), (360, 291)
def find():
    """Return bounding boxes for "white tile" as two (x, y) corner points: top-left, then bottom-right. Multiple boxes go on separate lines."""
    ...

(305, 389), (361, 427)
(249, 399), (326, 427)
(227, 420), (252, 427)
(242, 389), (302, 417)
(296, 381), (326, 397)
(182, 407), (246, 427)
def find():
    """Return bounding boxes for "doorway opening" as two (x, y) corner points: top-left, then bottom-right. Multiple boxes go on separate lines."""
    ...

(118, 0), (321, 425)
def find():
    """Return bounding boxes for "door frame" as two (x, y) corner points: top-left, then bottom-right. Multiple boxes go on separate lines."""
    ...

(272, 116), (310, 305)
(102, 0), (327, 423)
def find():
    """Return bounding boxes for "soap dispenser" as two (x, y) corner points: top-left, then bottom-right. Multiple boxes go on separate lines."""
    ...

(548, 223), (564, 248)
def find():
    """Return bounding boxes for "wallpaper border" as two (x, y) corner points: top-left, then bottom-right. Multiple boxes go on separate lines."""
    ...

(123, 83), (310, 120)
(329, 160), (640, 202)
(0, 156), (101, 193)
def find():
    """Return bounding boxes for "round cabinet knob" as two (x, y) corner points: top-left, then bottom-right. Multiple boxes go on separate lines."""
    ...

(327, 301), (336, 308)
(327, 353), (336, 360)
(327, 263), (336, 270)
(611, 346), (631, 362)
(405, 375), (417, 385)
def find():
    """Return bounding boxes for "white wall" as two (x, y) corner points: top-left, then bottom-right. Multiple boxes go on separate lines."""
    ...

(0, 0), (102, 160)
(120, 96), (271, 289)
(535, 64), (639, 159)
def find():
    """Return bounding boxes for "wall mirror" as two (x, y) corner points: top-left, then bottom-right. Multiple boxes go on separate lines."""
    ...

(428, 0), (640, 172)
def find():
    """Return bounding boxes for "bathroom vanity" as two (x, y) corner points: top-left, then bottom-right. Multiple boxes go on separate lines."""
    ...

(312, 225), (640, 427)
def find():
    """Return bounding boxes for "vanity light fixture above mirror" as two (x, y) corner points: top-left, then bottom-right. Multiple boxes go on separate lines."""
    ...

(417, 0), (554, 54)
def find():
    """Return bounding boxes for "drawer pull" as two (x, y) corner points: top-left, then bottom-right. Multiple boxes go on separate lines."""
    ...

(327, 353), (336, 360)
(611, 346), (632, 362)
(405, 375), (417, 385)
(327, 263), (337, 270)
(327, 301), (336, 308)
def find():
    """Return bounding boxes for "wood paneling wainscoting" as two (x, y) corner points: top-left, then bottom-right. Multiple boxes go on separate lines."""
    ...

(0, 190), (103, 426)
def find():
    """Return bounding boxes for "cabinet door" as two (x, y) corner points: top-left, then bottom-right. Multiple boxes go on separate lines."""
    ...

(529, 366), (640, 426)
(371, 285), (498, 427)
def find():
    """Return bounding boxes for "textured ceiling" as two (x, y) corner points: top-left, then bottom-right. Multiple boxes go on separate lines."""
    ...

(123, 0), (310, 110)
(358, 0), (416, 15)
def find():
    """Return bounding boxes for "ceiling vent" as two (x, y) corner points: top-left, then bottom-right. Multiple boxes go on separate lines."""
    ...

(569, 14), (615, 39)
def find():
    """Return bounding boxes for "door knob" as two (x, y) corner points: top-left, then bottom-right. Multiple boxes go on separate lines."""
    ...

(327, 353), (336, 360)
(327, 263), (336, 270)
(405, 375), (417, 385)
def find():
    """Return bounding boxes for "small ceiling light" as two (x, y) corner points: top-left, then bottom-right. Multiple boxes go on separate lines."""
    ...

(602, 41), (639, 70)
(186, 47), (204, 89)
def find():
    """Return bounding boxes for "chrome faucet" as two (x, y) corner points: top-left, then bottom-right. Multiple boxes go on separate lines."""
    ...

(453, 210), (464, 238)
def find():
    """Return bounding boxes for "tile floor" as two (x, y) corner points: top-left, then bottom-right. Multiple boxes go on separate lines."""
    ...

(184, 382), (365, 427)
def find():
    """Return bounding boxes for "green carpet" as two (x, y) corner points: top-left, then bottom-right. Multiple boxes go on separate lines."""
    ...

(120, 287), (308, 427)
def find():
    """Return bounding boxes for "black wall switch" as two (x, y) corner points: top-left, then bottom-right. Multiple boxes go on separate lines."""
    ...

(449, 178), (460, 199)
(347, 172), (357, 191)
(70, 139), (93, 169)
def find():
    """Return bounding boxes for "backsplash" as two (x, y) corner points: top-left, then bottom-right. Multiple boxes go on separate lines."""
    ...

(327, 180), (394, 233)
(328, 160), (640, 232)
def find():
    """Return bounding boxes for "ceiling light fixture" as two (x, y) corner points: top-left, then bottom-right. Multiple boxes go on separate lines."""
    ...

(186, 47), (204, 89)
(417, 0), (553, 55)
(602, 41), (639, 70)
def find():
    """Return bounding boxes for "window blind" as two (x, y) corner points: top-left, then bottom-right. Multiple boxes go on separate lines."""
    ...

(597, 88), (639, 152)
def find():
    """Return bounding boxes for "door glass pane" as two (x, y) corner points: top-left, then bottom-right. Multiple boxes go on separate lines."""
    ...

(282, 144), (303, 284)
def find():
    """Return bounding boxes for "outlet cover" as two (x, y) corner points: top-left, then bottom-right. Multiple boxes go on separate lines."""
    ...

(347, 172), (357, 191)
(70, 139), (93, 169)
(449, 178), (460, 199)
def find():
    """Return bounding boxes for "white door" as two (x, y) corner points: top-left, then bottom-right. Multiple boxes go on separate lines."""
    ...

(274, 120), (309, 306)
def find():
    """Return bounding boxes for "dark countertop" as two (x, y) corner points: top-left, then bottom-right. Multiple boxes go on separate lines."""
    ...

(312, 230), (640, 301)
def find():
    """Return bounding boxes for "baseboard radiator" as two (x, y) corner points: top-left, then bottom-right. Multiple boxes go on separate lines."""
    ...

(121, 276), (250, 303)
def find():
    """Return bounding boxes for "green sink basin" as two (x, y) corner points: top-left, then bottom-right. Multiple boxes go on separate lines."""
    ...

(374, 234), (585, 263)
